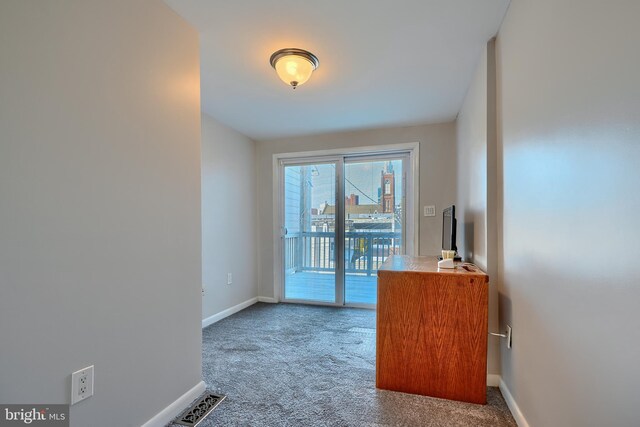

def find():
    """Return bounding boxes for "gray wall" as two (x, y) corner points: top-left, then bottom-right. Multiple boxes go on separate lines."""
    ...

(456, 42), (500, 377)
(0, 1), (203, 426)
(456, 48), (488, 267)
(201, 113), (258, 318)
(256, 123), (456, 299)
(496, 0), (640, 425)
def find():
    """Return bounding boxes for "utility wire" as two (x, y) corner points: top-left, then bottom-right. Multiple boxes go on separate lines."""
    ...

(328, 164), (379, 204)
(345, 179), (378, 204)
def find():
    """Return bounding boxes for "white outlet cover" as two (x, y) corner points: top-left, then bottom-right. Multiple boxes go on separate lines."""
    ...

(71, 365), (94, 405)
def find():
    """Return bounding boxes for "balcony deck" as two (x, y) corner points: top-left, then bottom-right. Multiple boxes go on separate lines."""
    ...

(284, 271), (377, 305)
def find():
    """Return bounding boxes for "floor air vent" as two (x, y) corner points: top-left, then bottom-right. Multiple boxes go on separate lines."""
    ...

(173, 391), (226, 427)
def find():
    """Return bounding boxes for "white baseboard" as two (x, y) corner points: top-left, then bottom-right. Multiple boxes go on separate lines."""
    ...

(499, 378), (530, 427)
(487, 374), (501, 387)
(257, 296), (278, 303)
(141, 380), (206, 427)
(202, 297), (258, 328)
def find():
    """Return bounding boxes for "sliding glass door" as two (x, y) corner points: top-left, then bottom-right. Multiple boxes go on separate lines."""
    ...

(283, 162), (339, 303)
(344, 158), (404, 305)
(281, 153), (410, 307)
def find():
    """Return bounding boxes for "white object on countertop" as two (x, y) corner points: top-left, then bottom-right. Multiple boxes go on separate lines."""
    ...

(438, 258), (455, 269)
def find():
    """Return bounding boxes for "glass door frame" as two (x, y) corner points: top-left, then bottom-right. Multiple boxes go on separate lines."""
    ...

(278, 156), (345, 307)
(273, 143), (419, 308)
(343, 153), (409, 308)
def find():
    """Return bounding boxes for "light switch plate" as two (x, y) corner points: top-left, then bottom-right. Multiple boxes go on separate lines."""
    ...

(424, 205), (436, 217)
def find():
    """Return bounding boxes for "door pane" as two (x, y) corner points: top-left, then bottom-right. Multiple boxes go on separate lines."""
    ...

(344, 159), (403, 305)
(284, 163), (336, 303)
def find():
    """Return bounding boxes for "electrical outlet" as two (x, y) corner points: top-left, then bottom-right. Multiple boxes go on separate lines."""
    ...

(506, 325), (512, 349)
(201, 286), (205, 297)
(424, 205), (436, 217)
(71, 365), (94, 405)
(227, 273), (232, 285)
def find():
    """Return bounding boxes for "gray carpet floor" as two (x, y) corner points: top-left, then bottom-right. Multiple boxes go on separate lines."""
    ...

(178, 303), (516, 427)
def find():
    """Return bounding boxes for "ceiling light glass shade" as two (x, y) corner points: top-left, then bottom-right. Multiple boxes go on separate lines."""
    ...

(270, 48), (319, 89)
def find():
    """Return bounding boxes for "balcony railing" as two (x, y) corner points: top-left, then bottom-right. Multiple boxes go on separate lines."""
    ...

(284, 231), (402, 276)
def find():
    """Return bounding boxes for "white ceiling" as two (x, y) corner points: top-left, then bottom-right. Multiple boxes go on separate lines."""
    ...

(164, 0), (510, 141)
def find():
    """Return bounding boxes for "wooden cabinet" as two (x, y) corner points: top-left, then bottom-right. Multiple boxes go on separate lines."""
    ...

(376, 255), (489, 404)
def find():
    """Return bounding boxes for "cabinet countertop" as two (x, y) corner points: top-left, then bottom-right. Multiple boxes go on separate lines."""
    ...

(378, 255), (488, 280)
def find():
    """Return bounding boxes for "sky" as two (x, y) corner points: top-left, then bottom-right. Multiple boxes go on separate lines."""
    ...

(305, 159), (403, 210)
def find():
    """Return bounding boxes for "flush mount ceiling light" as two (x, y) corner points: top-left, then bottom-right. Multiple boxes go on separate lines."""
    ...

(269, 48), (319, 89)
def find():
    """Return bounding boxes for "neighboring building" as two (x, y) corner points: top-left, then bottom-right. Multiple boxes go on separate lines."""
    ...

(321, 204), (380, 216)
(381, 161), (394, 213)
(345, 193), (359, 206)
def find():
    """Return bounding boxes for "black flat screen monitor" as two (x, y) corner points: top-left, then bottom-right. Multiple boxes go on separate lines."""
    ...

(442, 205), (457, 252)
